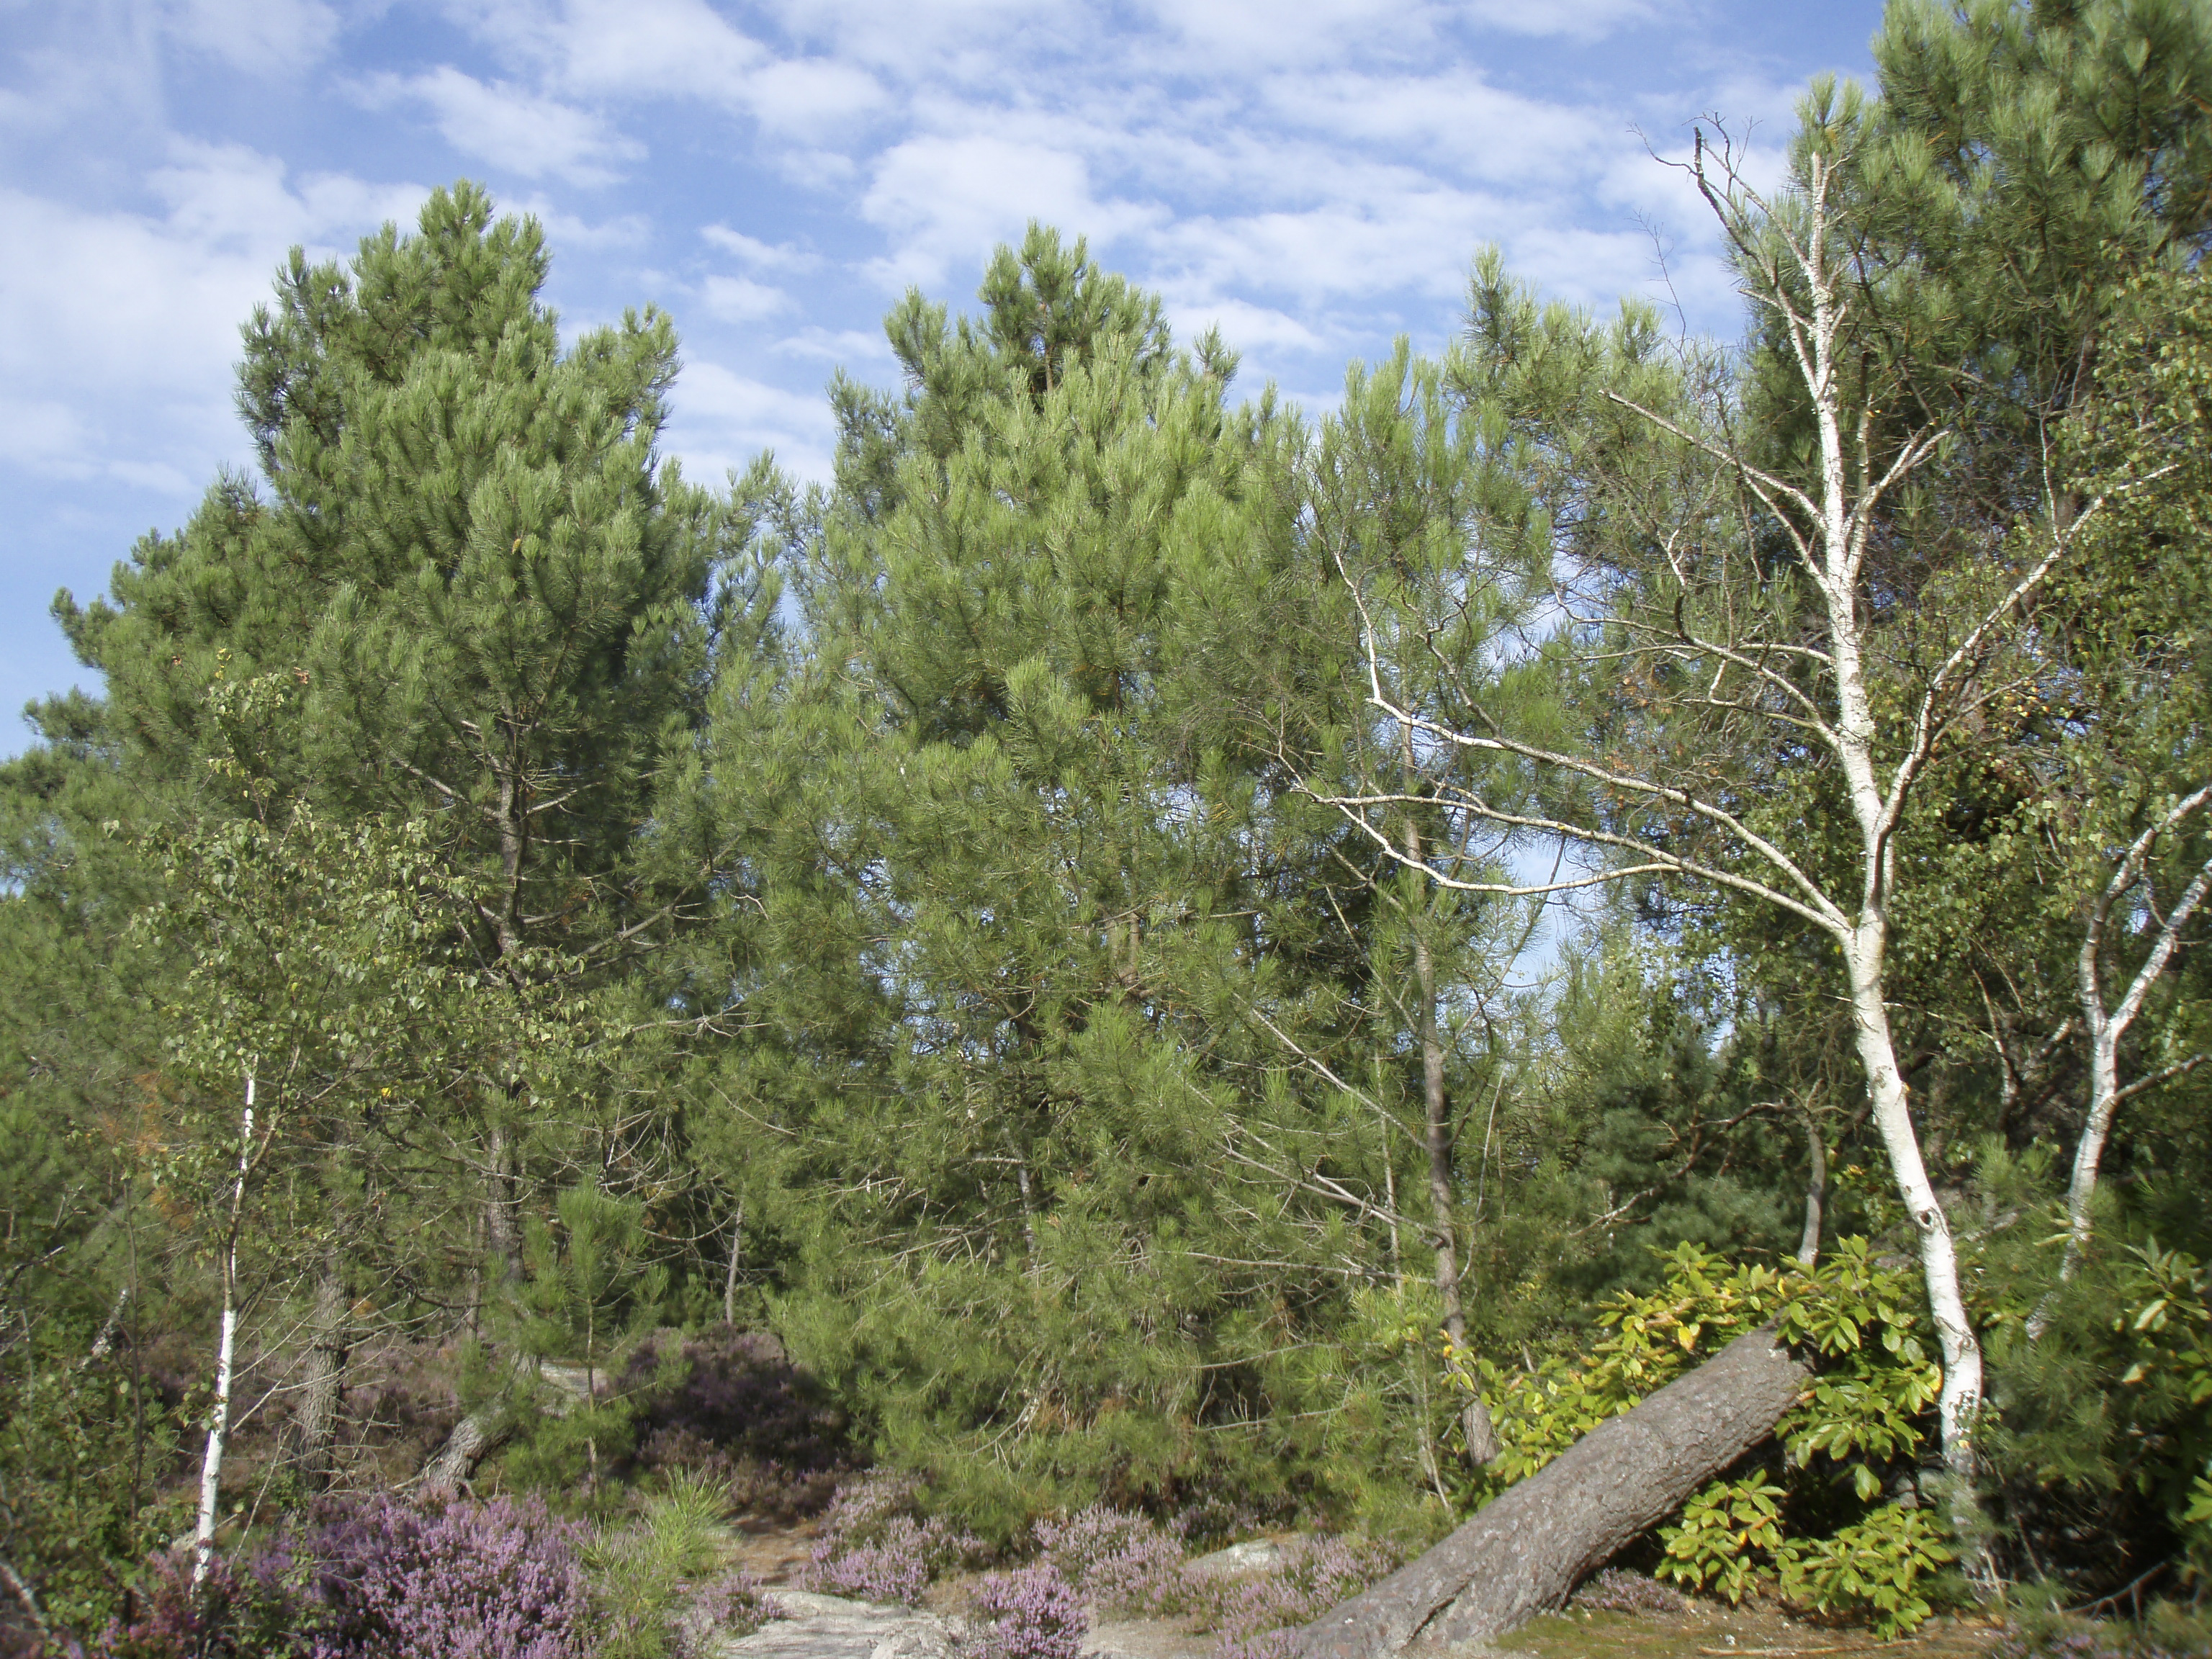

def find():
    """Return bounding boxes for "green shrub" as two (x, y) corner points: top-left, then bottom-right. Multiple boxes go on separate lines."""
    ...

(1444, 1238), (1954, 1635)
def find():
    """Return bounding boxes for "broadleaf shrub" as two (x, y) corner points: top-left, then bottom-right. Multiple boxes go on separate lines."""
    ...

(1446, 1239), (1953, 1634)
(1653, 1475), (1790, 1604)
(1779, 1503), (1954, 1640)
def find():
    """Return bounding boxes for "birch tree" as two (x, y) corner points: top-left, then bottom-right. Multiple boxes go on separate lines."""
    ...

(2027, 267), (2212, 1327)
(1294, 108), (2162, 1543)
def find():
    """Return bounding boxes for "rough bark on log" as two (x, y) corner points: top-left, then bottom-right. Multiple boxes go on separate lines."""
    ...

(1295, 1326), (1812, 1659)
(418, 1405), (508, 1497)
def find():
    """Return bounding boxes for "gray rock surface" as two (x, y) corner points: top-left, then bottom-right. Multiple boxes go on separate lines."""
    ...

(1185, 1540), (1289, 1578)
(715, 1591), (963, 1659)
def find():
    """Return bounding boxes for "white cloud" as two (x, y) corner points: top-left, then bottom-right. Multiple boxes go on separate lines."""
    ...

(1136, 0), (1442, 63)
(773, 325), (895, 363)
(0, 145), (426, 487)
(665, 359), (838, 481)
(360, 66), (644, 184)
(1146, 185), (1498, 307)
(1260, 71), (1615, 186)
(511, 194), (654, 249)
(528, 0), (768, 100)
(1161, 297), (1324, 355)
(1140, 0), (1657, 55)
(699, 274), (793, 321)
(758, 0), (1079, 76)
(742, 55), (887, 139)
(767, 147), (860, 189)
(703, 225), (819, 270)
(860, 132), (1165, 287)
(453, 0), (886, 141)
(1458, 0), (1661, 39)
(163, 0), (341, 75)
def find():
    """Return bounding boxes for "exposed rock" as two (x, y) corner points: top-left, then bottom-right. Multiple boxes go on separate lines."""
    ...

(1186, 1540), (1289, 1578)
(716, 1590), (964, 1659)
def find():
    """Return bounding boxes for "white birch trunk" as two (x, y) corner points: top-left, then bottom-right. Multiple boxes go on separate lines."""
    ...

(2031, 797), (2212, 1338)
(192, 1074), (253, 1588)
(2056, 1025), (2123, 1285)
(1799, 190), (1986, 1492)
(1840, 935), (1982, 1472)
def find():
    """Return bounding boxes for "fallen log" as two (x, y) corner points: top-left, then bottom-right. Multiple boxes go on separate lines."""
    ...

(1295, 1325), (1812, 1659)
(416, 1403), (508, 1497)
(415, 1358), (601, 1496)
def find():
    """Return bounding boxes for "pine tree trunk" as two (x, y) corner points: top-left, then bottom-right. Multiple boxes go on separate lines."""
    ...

(485, 1120), (519, 1287)
(1406, 800), (1499, 1466)
(284, 1264), (350, 1488)
(1294, 1327), (1811, 1659)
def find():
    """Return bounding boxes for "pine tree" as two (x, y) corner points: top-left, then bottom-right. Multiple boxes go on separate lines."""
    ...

(689, 229), (1480, 1532)
(30, 181), (740, 1496)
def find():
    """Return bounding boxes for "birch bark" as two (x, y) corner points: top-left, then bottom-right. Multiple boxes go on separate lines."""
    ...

(2028, 788), (2212, 1339)
(192, 1074), (254, 1588)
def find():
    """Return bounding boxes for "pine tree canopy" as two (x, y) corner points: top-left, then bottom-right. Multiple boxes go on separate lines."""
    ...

(6, 3), (2212, 1635)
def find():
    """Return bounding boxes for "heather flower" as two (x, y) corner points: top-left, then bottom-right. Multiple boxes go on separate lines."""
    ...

(960, 1566), (1087, 1659)
(1204, 1537), (1399, 1659)
(799, 1475), (983, 1606)
(672, 1569), (769, 1658)
(293, 1493), (592, 1659)
(1034, 1508), (1187, 1616)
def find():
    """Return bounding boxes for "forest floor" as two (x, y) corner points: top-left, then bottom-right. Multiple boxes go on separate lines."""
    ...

(705, 1521), (2007, 1659)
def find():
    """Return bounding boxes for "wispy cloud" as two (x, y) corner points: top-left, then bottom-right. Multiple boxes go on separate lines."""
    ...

(164, 0), (341, 76)
(0, 143), (425, 483)
(860, 132), (1165, 287)
(358, 67), (644, 184)
(700, 273), (792, 321)
(0, 0), (1876, 756)
(703, 225), (819, 270)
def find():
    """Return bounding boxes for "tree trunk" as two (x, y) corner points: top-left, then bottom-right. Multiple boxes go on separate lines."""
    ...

(419, 1403), (510, 1497)
(1795, 1106), (1827, 1268)
(284, 1265), (350, 1488)
(1012, 1146), (1043, 1278)
(485, 1120), (519, 1285)
(194, 1076), (253, 1587)
(1405, 791), (1499, 1467)
(2044, 808), (2212, 1321)
(1295, 1326), (1810, 1659)
(1838, 929), (1983, 1501)
(723, 1196), (746, 1326)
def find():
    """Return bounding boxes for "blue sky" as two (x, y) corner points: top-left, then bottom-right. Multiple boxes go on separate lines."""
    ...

(1, 0), (1888, 757)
